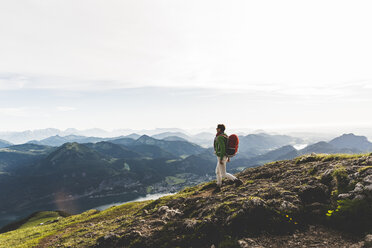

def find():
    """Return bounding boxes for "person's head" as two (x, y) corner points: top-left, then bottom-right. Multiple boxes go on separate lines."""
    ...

(216, 124), (225, 133)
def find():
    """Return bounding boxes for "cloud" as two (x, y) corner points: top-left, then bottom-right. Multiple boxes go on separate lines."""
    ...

(0, 74), (28, 90)
(0, 107), (30, 117)
(57, 106), (76, 111)
(1, 1), (372, 92)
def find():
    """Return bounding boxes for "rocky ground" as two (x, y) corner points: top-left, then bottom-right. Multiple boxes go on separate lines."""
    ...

(1, 153), (371, 248)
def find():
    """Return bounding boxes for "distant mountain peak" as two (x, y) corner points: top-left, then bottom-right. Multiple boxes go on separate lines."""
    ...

(136, 135), (157, 143)
(60, 142), (81, 150)
(0, 139), (12, 148)
(335, 133), (366, 139)
(329, 133), (372, 152)
(138, 134), (152, 139)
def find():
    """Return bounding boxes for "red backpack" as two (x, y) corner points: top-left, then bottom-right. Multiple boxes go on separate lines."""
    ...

(226, 134), (239, 157)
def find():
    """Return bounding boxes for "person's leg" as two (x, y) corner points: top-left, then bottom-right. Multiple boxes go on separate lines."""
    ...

(220, 156), (237, 181)
(215, 157), (222, 187)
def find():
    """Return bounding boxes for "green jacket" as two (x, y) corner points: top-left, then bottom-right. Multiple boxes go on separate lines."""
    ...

(214, 133), (227, 159)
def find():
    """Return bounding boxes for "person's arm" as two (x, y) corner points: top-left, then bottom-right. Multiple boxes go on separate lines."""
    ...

(217, 136), (226, 160)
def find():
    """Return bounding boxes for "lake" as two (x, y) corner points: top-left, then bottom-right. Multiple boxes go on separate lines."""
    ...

(92, 192), (175, 211)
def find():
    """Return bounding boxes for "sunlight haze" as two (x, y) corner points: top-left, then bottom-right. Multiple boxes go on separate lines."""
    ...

(1, 0), (371, 132)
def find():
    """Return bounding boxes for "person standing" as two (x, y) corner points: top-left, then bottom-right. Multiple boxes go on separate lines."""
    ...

(214, 124), (243, 191)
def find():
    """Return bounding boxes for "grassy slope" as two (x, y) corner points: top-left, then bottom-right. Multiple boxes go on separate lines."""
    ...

(0, 153), (371, 247)
(0, 182), (201, 248)
(0, 201), (152, 248)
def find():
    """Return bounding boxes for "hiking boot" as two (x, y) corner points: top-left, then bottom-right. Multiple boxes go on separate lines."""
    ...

(213, 186), (221, 193)
(234, 178), (243, 187)
(225, 180), (235, 185)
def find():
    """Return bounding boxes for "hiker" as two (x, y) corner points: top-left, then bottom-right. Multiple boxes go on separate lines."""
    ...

(214, 124), (243, 190)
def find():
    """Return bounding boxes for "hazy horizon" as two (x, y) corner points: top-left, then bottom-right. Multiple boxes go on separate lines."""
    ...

(0, 127), (372, 146)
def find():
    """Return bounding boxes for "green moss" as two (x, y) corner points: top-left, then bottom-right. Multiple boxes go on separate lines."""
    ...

(358, 166), (372, 173)
(18, 211), (61, 229)
(320, 153), (366, 161)
(0, 201), (149, 248)
(326, 198), (372, 233)
(265, 161), (279, 166)
(332, 165), (349, 193)
(295, 153), (368, 164)
(330, 189), (339, 200)
(295, 155), (316, 164)
(307, 166), (317, 175)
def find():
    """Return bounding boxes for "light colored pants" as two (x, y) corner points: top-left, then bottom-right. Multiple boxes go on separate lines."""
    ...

(216, 156), (237, 186)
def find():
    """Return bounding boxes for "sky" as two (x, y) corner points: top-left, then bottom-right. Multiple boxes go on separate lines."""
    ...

(0, 0), (372, 133)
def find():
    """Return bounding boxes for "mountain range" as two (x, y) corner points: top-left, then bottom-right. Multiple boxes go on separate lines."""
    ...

(1, 132), (372, 229)
(0, 139), (12, 149)
(0, 128), (208, 145)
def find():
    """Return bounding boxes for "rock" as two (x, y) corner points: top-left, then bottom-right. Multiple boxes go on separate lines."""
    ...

(353, 182), (364, 193)
(238, 238), (264, 248)
(279, 200), (299, 212)
(168, 197), (185, 206)
(364, 175), (372, 184)
(226, 209), (244, 225)
(349, 241), (365, 248)
(96, 232), (120, 246)
(158, 205), (170, 213)
(244, 197), (267, 208)
(365, 234), (372, 243)
(364, 184), (372, 196)
(298, 185), (328, 204)
(353, 194), (365, 200)
(44, 219), (59, 224)
(321, 169), (333, 184)
(104, 233), (119, 240)
(338, 193), (352, 199)
(251, 197), (266, 206)
(158, 205), (182, 220)
(184, 219), (198, 229)
(362, 168), (372, 175)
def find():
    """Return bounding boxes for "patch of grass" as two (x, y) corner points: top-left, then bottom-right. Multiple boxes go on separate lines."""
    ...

(326, 198), (372, 234)
(321, 153), (366, 161)
(330, 189), (339, 200)
(295, 154), (319, 164)
(215, 201), (242, 215)
(294, 153), (368, 164)
(307, 166), (317, 175)
(332, 165), (349, 193)
(18, 211), (61, 229)
(0, 201), (150, 248)
(358, 165), (372, 173)
(265, 161), (280, 166)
